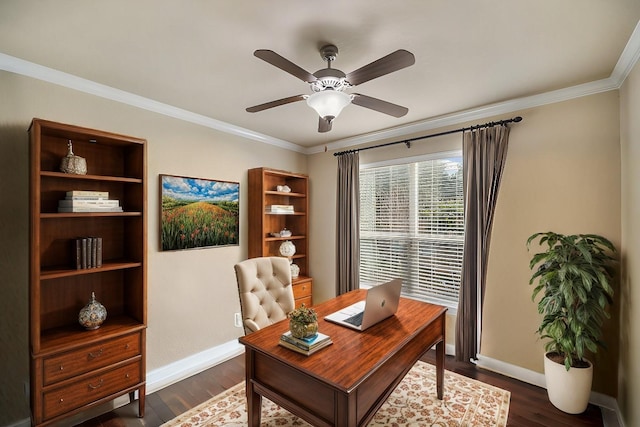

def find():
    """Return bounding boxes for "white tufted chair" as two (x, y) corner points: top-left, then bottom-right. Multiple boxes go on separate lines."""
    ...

(234, 256), (295, 335)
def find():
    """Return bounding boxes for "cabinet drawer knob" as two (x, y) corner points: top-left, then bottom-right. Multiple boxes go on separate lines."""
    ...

(125, 344), (130, 349)
(59, 365), (64, 371)
(88, 379), (104, 390)
(59, 398), (64, 403)
(88, 349), (104, 359)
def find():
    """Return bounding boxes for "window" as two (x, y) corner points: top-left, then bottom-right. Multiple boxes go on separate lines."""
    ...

(359, 151), (464, 310)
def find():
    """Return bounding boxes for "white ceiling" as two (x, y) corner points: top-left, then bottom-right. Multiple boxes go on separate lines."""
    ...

(1, 1), (639, 153)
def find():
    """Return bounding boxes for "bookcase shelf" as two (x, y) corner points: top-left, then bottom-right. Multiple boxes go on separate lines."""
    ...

(29, 118), (147, 427)
(40, 261), (143, 280)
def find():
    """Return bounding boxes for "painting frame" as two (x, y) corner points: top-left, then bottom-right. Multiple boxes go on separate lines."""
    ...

(160, 174), (239, 251)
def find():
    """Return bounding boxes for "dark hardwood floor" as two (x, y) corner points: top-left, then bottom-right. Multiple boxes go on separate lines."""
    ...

(76, 351), (604, 427)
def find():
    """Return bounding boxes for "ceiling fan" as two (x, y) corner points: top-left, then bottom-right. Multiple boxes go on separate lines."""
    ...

(246, 44), (415, 132)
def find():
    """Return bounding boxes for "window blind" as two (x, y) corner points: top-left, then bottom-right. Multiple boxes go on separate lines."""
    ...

(360, 154), (464, 309)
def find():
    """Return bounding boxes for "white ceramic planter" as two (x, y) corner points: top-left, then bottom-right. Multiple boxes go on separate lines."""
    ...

(544, 352), (593, 414)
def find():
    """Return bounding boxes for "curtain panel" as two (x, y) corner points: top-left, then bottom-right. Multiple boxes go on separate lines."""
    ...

(455, 125), (510, 362)
(336, 152), (360, 295)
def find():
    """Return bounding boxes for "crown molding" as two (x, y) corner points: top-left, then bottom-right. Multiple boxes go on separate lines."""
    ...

(0, 52), (306, 154)
(1, 19), (639, 156)
(306, 76), (619, 155)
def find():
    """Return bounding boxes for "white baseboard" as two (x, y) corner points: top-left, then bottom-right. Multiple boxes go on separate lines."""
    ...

(146, 339), (244, 394)
(476, 354), (624, 427)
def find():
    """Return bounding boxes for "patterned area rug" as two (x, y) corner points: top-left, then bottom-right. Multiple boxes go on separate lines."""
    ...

(161, 360), (510, 427)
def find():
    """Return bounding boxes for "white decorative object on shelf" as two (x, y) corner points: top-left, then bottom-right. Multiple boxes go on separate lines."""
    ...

(276, 185), (291, 193)
(280, 228), (292, 237)
(290, 263), (300, 278)
(279, 240), (296, 257)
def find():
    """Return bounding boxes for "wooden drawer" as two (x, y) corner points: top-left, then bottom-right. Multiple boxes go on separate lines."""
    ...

(292, 279), (312, 300)
(43, 333), (141, 385)
(43, 359), (141, 420)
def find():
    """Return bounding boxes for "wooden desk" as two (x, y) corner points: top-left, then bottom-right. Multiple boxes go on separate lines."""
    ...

(238, 289), (447, 427)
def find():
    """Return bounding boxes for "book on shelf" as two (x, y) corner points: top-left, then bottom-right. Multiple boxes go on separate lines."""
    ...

(266, 204), (294, 214)
(278, 336), (333, 356)
(58, 206), (123, 213)
(66, 190), (109, 198)
(59, 199), (120, 207)
(75, 237), (103, 269)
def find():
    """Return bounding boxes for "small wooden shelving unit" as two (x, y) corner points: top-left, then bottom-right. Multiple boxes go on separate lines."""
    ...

(248, 168), (312, 307)
(28, 119), (147, 426)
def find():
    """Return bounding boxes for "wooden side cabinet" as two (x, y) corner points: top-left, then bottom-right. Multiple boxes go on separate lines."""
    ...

(28, 119), (147, 426)
(248, 167), (312, 307)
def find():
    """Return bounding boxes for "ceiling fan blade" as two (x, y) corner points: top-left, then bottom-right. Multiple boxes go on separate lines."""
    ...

(318, 117), (332, 133)
(346, 50), (415, 86)
(254, 50), (317, 83)
(351, 93), (409, 117)
(246, 95), (306, 113)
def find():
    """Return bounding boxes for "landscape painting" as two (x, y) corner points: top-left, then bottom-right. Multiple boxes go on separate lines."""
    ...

(160, 174), (239, 251)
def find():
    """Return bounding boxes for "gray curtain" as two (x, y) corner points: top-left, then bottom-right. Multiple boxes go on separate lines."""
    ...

(455, 125), (510, 362)
(336, 152), (360, 295)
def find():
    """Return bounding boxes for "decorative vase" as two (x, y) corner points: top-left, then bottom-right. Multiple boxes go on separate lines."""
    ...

(78, 292), (107, 330)
(279, 240), (296, 257)
(290, 263), (300, 278)
(60, 140), (87, 175)
(289, 320), (318, 339)
(544, 352), (593, 414)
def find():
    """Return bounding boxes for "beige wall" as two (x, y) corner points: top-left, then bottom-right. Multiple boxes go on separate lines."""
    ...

(481, 92), (621, 397)
(0, 71), (308, 425)
(309, 91), (622, 397)
(619, 58), (640, 427)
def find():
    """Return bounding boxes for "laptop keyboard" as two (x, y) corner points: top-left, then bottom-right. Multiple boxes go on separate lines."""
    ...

(344, 311), (364, 327)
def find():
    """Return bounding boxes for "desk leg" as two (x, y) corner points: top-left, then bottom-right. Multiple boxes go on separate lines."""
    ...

(246, 380), (262, 427)
(435, 340), (444, 400)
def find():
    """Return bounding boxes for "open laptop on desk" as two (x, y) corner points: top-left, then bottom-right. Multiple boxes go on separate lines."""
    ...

(325, 279), (402, 331)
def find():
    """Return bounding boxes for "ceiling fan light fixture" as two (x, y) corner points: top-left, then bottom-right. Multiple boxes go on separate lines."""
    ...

(306, 90), (352, 120)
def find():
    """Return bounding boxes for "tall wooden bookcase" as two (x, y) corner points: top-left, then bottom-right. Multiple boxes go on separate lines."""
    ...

(28, 119), (147, 426)
(248, 168), (312, 307)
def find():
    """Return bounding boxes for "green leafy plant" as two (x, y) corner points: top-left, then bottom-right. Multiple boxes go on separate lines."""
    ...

(288, 304), (317, 324)
(526, 232), (617, 371)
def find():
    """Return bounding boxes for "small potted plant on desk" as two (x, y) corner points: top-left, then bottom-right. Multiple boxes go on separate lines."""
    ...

(526, 232), (617, 414)
(289, 304), (318, 339)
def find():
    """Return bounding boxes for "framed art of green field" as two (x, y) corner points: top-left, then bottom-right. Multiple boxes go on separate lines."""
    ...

(160, 174), (239, 251)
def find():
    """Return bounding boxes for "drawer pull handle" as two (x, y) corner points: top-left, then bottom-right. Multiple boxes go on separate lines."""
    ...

(125, 344), (130, 349)
(59, 398), (64, 403)
(88, 379), (104, 390)
(88, 349), (104, 359)
(59, 365), (64, 371)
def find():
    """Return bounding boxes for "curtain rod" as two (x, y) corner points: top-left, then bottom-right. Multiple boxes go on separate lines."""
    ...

(333, 116), (523, 157)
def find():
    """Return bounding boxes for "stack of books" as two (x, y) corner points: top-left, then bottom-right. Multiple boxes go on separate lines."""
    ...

(266, 204), (294, 214)
(75, 237), (103, 269)
(59, 191), (123, 213)
(279, 331), (333, 356)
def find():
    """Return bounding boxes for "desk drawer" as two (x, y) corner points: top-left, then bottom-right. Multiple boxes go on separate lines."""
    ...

(43, 333), (141, 385)
(43, 359), (141, 420)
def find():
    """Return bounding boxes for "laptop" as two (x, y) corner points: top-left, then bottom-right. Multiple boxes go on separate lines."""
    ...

(325, 279), (402, 331)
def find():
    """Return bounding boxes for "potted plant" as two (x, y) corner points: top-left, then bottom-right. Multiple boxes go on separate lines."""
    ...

(288, 304), (318, 339)
(526, 232), (617, 414)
